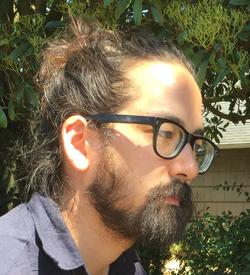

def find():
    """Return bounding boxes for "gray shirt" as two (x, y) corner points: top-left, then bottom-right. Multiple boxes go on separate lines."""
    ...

(0, 193), (146, 275)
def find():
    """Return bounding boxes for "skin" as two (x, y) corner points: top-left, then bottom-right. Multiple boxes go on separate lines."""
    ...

(61, 61), (203, 275)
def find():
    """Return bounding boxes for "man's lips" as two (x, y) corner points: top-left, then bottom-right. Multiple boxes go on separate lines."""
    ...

(165, 196), (181, 206)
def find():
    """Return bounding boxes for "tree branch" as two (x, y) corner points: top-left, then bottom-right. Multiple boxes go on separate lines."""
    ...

(205, 102), (250, 124)
(204, 95), (248, 104)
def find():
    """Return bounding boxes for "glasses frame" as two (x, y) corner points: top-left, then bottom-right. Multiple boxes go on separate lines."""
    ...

(85, 113), (219, 174)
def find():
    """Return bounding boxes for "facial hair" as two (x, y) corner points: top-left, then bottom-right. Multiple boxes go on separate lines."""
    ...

(87, 149), (194, 248)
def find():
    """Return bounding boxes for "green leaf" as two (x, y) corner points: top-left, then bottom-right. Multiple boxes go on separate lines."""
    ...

(45, 20), (65, 30)
(182, 45), (194, 59)
(133, 0), (143, 25)
(0, 83), (4, 97)
(10, 42), (32, 60)
(16, 85), (24, 104)
(0, 38), (9, 47)
(217, 56), (227, 70)
(238, 31), (250, 42)
(176, 31), (188, 46)
(196, 58), (209, 88)
(0, 48), (7, 60)
(8, 100), (15, 121)
(243, 23), (250, 32)
(229, 0), (250, 5)
(191, 50), (207, 68)
(0, 106), (7, 128)
(218, 131), (223, 138)
(103, 0), (114, 8)
(150, 0), (164, 25)
(214, 135), (220, 144)
(209, 50), (216, 68)
(24, 85), (38, 107)
(115, 0), (131, 19)
(213, 69), (230, 87)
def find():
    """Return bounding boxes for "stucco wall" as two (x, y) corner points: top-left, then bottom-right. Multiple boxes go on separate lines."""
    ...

(193, 148), (250, 215)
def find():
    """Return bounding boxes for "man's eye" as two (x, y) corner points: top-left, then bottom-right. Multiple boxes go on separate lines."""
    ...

(158, 130), (173, 139)
(194, 144), (206, 156)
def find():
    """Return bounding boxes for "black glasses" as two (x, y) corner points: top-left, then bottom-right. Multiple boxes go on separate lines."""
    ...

(85, 114), (219, 174)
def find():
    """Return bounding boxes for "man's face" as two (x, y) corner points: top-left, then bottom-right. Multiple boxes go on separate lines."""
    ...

(87, 61), (203, 247)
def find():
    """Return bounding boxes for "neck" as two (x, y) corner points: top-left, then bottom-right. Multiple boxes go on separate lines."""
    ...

(61, 191), (133, 275)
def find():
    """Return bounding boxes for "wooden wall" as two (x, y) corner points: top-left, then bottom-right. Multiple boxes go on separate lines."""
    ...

(193, 148), (250, 215)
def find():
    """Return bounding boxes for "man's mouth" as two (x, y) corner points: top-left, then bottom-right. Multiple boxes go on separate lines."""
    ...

(165, 196), (181, 206)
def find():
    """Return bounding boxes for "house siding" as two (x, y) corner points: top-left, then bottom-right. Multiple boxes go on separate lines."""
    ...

(193, 148), (250, 215)
(219, 121), (250, 148)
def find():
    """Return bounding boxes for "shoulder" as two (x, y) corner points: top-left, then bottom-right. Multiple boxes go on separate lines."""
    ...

(0, 203), (36, 274)
(0, 203), (34, 241)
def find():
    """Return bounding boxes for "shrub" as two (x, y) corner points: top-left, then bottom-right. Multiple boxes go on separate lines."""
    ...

(172, 210), (250, 274)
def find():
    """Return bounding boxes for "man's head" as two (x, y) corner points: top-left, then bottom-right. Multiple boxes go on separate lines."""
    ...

(31, 19), (218, 248)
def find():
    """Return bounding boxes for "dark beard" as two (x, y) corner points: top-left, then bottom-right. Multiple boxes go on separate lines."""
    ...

(87, 152), (194, 248)
(133, 182), (193, 248)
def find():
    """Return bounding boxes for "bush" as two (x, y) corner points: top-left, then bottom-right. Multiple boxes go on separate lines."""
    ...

(137, 245), (170, 275)
(173, 210), (250, 274)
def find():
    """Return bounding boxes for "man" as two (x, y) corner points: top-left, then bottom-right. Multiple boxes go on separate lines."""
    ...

(0, 20), (218, 275)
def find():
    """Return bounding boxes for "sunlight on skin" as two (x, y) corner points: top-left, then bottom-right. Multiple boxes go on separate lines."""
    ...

(145, 63), (177, 94)
(124, 61), (203, 135)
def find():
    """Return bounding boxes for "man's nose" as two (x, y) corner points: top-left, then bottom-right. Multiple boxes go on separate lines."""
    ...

(167, 144), (199, 183)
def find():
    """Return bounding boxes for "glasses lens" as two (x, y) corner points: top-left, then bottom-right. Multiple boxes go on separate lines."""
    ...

(156, 122), (185, 158)
(193, 139), (215, 173)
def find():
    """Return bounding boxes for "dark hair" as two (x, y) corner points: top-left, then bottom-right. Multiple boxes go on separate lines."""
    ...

(26, 19), (194, 204)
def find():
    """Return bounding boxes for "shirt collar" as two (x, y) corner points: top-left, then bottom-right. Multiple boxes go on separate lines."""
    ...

(27, 193), (84, 270)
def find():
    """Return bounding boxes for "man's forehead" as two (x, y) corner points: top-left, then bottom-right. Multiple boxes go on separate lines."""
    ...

(126, 61), (200, 102)
(127, 61), (180, 88)
(123, 60), (203, 132)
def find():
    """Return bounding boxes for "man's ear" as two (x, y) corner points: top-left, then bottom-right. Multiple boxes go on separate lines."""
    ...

(61, 115), (90, 171)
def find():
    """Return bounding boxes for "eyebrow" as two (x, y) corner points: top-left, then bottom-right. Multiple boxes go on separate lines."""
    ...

(154, 113), (205, 136)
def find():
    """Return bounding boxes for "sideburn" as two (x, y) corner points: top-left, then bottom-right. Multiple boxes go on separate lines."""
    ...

(87, 146), (136, 239)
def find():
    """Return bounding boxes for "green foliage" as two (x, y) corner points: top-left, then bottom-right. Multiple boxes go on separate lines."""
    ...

(0, 10), (48, 211)
(229, 0), (250, 5)
(59, 1), (118, 29)
(168, 184), (250, 274)
(204, 113), (230, 144)
(132, 0), (143, 25)
(0, 106), (7, 128)
(149, 0), (164, 25)
(137, 245), (170, 275)
(172, 210), (250, 274)
(165, 0), (248, 51)
(115, 0), (131, 19)
(104, 0), (115, 8)
(0, 14), (46, 129)
(162, 0), (250, 126)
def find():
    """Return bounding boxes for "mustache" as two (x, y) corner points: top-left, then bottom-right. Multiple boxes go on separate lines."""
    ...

(146, 179), (193, 206)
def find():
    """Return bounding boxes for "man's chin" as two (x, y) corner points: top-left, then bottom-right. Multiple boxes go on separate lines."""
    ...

(135, 202), (193, 249)
(138, 221), (189, 249)
(140, 227), (187, 249)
